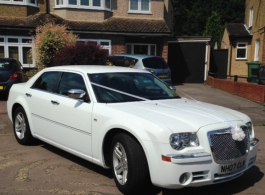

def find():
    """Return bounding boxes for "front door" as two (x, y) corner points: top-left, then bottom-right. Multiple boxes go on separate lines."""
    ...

(27, 71), (93, 160)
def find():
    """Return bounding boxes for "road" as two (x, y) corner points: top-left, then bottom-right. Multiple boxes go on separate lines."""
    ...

(0, 84), (264, 195)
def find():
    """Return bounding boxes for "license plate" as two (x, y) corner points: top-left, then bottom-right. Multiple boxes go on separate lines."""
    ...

(159, 74), (168, 78)
(0, 86), (3, 90)
(218, 160), (246, 174)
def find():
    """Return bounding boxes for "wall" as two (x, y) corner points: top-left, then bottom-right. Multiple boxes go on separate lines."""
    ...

(112, 0), (164, 19)
(51, 0), (166, 22)
(245, 0), (265, 65)
(0, 4), (42, 17)
(221, 28), (252, 77)
(207, 76), (265, 103)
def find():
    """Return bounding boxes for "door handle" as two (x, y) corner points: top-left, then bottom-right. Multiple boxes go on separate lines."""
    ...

(51, 100), (60, 105)
(25, 93), (32, 97)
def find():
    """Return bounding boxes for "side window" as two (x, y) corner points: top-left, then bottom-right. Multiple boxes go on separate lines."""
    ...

(57, 72), (87, 96)
(32, 72), (60, 92)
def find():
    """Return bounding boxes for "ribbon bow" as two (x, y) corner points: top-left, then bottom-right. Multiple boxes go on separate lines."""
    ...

(231, 125), (245, 141)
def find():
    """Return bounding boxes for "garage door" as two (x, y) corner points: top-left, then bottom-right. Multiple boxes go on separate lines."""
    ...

(168, 42), (207, 83)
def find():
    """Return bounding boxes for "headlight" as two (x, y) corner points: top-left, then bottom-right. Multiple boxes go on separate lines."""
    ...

(246, 122), (253, 136)
(169, 133), (199, 150)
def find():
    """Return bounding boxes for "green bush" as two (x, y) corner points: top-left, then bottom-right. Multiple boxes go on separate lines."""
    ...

(33, 22), (77, 67)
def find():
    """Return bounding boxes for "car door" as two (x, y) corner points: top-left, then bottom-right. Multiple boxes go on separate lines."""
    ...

(48, 71), (93, 159)
(27, 71), (93, 160)
(26, 71), (61, 136)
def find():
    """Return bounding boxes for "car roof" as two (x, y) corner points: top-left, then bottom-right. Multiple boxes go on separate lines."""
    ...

(44, 65), (149, 74)
(108, 54), (162, 59)
(0, 58), (17, 62)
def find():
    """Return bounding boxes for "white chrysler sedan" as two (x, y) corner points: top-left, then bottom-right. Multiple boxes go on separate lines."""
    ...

(7, 65), (259, 194)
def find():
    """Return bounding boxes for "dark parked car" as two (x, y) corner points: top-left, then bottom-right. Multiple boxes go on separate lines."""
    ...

(258, 66), (265, 85)
(0, 58), (24, 96)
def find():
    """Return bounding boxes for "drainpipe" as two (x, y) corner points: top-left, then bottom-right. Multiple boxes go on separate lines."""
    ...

(46, 0), (50, 14)
(229, 37), (233, 76)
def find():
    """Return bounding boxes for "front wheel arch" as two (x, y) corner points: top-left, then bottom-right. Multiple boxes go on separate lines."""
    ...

(103, 129), (141, 168)
(12, 106), (34, 145)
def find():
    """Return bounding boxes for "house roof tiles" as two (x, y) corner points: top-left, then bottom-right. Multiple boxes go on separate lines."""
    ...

(226, 23), (252, 37)
(0, 13), (171, 34)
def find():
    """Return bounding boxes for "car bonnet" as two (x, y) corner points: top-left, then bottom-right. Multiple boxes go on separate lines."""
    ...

(106, 98), (249, 133)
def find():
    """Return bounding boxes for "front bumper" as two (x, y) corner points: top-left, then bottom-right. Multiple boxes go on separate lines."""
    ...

(145, 138), (259, 189)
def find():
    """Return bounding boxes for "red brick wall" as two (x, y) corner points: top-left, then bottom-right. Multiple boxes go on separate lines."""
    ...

(206, 76), (265, 102)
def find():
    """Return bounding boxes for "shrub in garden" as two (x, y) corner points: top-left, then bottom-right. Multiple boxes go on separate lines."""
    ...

(33, 22), (77, 67)
(51, 42), (108, 66)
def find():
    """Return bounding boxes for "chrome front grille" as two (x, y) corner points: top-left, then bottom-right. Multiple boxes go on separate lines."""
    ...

(208, 127), (250, 164)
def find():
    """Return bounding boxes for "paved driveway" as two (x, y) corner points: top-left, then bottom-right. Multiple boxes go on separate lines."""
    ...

(0, 84), (264, 195)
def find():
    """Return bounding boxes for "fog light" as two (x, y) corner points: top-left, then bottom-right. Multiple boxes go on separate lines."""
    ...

(179, 172), (192, 185)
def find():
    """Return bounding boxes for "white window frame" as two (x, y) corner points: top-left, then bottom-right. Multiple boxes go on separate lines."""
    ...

(254, 39), (260, 61)
(249, 7), (253, 28)
(0, 36), (35, 68)
(55, 0), (111, 10)
(236, 42), (247, 60)
(0, 0), (37, 7)
(78, 39), (112, 54)
(126, 43), (156, 55)
(128, 0), (151, 14)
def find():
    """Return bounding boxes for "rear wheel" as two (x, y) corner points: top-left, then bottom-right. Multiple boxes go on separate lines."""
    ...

(13, 107), (34, 145)
(111, 133), (152, 195)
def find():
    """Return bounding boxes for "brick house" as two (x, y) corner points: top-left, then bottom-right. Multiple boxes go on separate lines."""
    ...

(0, 0), (173, 68)
(221, 0), (265, 77)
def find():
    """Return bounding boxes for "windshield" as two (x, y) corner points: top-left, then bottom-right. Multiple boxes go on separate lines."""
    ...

(88, 72), (180, 103)
(142, 57), (168, 69)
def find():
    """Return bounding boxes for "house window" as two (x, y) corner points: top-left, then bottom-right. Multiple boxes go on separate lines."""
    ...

(81, 0), (88, 5)
(126, 44), (156, 55)
(236, 42), (247, 60)
(93, 0), (100, 6)
(0, 0), (36, 6)
(78, 39), (111, 54)
(0, 36), (34, 67)
(254, 39), (260, 61)
(0, 46), (4, 58)
(129, 0), (150, 13)
(55, 0), (111, 10)
(249, 7), (253, 28)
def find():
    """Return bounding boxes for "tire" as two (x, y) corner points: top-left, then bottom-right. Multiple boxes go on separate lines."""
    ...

(13, 107), (34, 145)
(111, 133), (153, 195)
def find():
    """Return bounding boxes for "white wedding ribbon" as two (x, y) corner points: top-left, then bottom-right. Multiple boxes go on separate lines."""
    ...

(91, 82), (246, 141)
(175, 89), (246, 141)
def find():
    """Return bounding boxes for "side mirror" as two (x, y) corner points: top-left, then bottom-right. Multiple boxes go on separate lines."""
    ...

(68, 89), (87, 100)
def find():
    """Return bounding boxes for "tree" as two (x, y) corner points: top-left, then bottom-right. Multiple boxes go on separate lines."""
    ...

(203, 11), (223, 49)
(33, 22), (77, 67)
(51, 42), (108, 66)
(172, 0), (245, 36)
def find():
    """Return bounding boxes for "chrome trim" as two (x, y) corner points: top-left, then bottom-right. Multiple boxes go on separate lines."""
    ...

(207, 128), (231, 146)
(165, 152), (211, 159)
(32, 114), (91, 136)
(163, 152), (212, 163)
(207, 126), (250, 164)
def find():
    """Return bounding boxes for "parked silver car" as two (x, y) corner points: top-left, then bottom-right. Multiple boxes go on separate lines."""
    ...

(107, 54), (172, 84)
